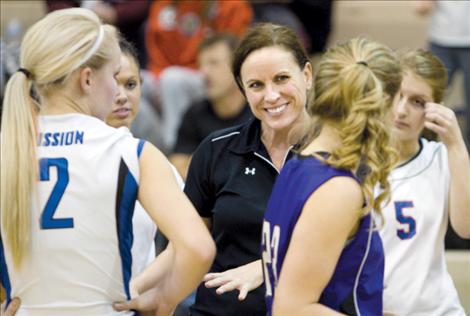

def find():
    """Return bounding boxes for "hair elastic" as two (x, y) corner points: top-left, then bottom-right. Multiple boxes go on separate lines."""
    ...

(357, 61), (368, 67)
(17, 68), (33, 79)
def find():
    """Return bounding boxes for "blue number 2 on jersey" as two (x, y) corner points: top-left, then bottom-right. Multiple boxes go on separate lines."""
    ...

(394, 201), (416, 240)
(39, 158), (73, 229)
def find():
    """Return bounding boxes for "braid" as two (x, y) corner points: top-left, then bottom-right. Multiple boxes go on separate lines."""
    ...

(307, 37), (402, 216)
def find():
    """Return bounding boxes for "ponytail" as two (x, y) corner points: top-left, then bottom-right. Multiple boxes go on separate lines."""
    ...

(305, 38), (402, 216)
(332, 64), (396, 215)
(1, 71), (38, 267)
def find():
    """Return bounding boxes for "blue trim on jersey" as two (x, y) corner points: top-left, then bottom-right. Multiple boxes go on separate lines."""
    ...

(116, 160), (138, 300)
(0, 236), (12, 306)
(137, 139), (145, 158)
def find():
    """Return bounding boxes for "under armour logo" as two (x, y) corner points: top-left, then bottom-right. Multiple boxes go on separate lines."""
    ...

(245, 167), (256, 175)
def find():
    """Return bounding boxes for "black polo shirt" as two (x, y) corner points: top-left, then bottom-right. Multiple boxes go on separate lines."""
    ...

(172, 98), (252, 155)
(185, 118), (292, 316)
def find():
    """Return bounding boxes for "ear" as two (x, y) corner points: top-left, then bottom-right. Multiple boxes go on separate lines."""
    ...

(79, 67), (93, 94)
(303, 62), (313, 90)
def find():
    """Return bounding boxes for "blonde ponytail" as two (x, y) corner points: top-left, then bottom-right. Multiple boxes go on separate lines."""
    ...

(1, 72), (38, 267)
(306, 38), (402, 216)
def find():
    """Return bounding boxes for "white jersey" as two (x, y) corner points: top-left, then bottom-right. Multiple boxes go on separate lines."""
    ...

(131, 202), (156, 278)
(131, 164), (184, 277)
(1, 114), (144, 316)
(379, 139), (465, 316)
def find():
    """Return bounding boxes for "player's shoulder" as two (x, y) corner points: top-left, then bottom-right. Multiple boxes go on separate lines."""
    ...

(391, 138), (447, 180)
(415, 138), (448, 173)
(420, 138), (446, 158)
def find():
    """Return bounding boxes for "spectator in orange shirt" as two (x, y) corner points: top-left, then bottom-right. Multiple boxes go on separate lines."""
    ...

(144, 0), (253, 152)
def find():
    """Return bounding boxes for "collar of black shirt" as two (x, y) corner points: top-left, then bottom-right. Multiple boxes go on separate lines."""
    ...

(228, 118), (295, 163)
(228, 118), (264, 155)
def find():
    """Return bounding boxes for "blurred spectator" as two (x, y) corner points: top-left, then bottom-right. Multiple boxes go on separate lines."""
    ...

(288, 0), (332, 55)
(46, 0), (150, 66)
(146, 1), (252, 76)
(169, 34), (252, 180)
(250, 1), (310, 52)
(1, 18), (24, 116)
(130, 70), (169, 152)
(145, 0), (253, 152)
(250, 0), (332, 56)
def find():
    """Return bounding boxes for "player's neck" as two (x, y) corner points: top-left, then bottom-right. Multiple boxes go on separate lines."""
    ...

(302, 122), (341, 155)
(40, 92), (92, 117)
(396, 139), (420, 165)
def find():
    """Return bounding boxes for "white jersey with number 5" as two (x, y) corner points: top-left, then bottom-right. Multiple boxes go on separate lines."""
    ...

(1, 114), (144, 316)
(379, 138), (465, 316)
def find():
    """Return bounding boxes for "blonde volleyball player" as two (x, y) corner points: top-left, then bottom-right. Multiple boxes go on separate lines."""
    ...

(262, 37), (401, 316)
(1, 36), (185, 316)
(0, 8), (214, 316)
(380, 49), (470, 315)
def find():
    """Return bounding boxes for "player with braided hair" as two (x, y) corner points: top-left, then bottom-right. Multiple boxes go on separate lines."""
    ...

(262, 37), (402, 316)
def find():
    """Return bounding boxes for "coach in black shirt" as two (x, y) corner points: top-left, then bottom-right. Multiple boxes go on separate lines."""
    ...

(185, 118), (292, 315)
(185, 24), (313, 316)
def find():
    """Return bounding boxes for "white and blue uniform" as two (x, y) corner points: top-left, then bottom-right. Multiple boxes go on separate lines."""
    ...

(131, 164), (184, 278)
(262, 154), (384, 316)
(1, 114), (145, 316)
(379, 138), (465, 315)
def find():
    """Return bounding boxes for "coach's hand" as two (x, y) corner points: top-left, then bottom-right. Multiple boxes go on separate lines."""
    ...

(1, 297), (21, 316)
(203, 259), (264, 300)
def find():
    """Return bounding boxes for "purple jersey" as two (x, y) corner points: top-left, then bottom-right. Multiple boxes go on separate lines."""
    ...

(262, 154), (384, 316)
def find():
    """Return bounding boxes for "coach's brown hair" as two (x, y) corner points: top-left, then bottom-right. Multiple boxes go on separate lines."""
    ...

(232, 23), (310, 94)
